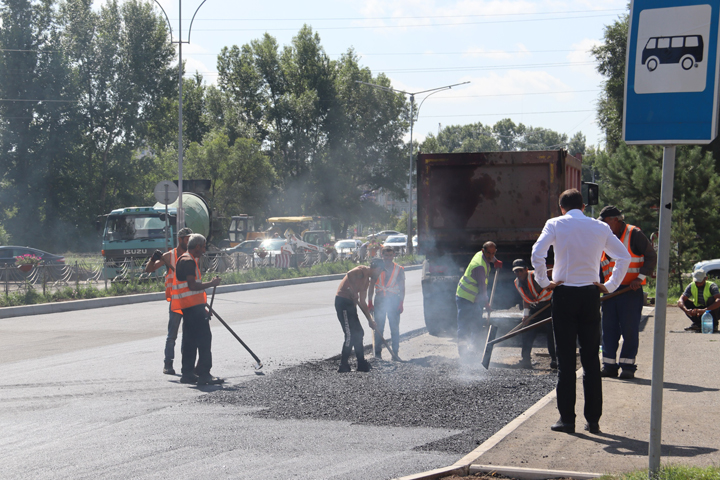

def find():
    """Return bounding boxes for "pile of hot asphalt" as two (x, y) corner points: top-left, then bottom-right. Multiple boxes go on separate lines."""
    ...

(199, 353), (556, 454)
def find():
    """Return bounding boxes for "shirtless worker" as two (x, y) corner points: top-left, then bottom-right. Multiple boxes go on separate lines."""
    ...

(335, 258), (383, 372)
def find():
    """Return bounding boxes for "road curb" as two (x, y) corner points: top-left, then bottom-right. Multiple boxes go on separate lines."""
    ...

(396, 367), (600, 480)
(0, 264), (422, 319)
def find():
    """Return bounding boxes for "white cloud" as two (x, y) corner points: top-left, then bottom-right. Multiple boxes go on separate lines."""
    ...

(567, 38), (603, 78)
(463, 44), (531, 60)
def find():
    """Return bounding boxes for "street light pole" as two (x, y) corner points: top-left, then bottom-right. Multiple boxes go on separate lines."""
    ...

(357, 80), (470, 255)
(153, 0), (208, 232)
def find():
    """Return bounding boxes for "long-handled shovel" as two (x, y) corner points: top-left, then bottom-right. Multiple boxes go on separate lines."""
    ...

(481, 285), (633, 369)
(206, 286), (263, 370)
(479, 269), (500, 364)
(480, 302), (551, 368)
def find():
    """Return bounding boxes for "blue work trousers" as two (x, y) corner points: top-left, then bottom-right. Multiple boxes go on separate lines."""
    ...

(374, 295), (401, 356)
(456, 296), (484, 345)
(164, 307), (183, 363)
(601, 287), (644, 373)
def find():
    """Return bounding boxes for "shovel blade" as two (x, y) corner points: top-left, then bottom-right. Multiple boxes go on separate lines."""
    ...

(481, 325), (498, 369)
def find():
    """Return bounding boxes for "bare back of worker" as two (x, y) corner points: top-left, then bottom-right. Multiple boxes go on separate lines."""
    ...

(337, 265), (372, 304)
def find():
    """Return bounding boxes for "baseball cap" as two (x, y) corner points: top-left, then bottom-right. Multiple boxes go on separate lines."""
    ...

(692, 270), (707, 282)
(177, 227), (193, 237)
(512, 259), (528, 271)
(598, 205), (622, 220)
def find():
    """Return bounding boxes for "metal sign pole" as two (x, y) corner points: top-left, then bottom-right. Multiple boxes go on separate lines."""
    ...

(164, 184), (170, 252)
(648, 145), (675, 475)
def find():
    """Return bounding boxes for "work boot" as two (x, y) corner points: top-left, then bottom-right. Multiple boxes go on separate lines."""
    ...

(163, 361), (175, 375)
(197, 375), (224, 386)
(356, 359), (372, 372)
(374, 350), (382, 360)
(337, 363), (351, 373)
(179, 373), (199, 384)
(550, 360), (558, 369)
(619, 370), (635, 380)
(518, 357), (532, 369)
(600, 367), (618, 378)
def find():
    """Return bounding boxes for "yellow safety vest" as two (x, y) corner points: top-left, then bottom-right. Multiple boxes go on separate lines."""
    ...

(600, 224), (646, 286)
(690, 281), (714, 307)
(456, 252), (489, 303)
(170, 253), (207, 311)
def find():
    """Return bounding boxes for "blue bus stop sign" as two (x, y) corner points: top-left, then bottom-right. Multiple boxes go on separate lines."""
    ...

(624, 0), (720, 144)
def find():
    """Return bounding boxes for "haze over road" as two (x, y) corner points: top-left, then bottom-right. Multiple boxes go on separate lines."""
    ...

(1, 270), (465, 479)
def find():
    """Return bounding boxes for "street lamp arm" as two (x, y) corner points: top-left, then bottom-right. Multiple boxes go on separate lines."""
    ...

(152, 0), (173, 40)
(412, 80), (470, 96)
(355, 80), (409, 95)
(187, 0), (209, 43)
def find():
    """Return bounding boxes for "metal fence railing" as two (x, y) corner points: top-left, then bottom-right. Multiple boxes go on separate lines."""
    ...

(1, 250), (369, 295)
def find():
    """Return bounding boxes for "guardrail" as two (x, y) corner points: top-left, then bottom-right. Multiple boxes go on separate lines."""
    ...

(1, 250), (368, 294)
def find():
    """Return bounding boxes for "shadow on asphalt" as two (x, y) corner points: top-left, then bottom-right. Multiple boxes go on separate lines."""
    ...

(577, 431), (719, 457)
(618, 377), (720, 393)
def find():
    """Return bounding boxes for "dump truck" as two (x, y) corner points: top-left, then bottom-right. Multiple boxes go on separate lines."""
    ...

(100, 180), (219, 279)
(416, 150), (596, 335)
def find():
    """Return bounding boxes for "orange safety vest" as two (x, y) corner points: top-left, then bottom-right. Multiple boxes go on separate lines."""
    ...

(375, 263), (403, 297)
(514, 271), (552, 305)
(600, 224), (646, 285)
(170, 253), (207, 311)
(165, 249), (183, 314)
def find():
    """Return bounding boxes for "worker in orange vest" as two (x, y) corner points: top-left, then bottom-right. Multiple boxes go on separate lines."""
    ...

(598, 206), (656, 380)
(170, 233), (222, 385)
(368, 246), (405, 359)
(145, 227), (193, 375)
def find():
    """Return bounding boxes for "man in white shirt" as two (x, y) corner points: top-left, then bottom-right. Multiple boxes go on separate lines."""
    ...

(531, 189), (630, 435)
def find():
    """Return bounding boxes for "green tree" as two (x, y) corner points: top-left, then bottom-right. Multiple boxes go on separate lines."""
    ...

(0, 0), (76, 250)
(591, 12), (629, 153)
(493, 118), (526, 151)
(57, 0), (175, 234)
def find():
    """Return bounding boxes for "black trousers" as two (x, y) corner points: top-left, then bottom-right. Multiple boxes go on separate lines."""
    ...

(181, 304), (212, 377)
(335, 296), (366, 365)
(521, 301), (556, 361)
(552, 285), (602, 425)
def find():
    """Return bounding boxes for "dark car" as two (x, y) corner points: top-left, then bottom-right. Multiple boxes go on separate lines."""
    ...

(0, 246), (65, 266)
(223, 239), (264, 256)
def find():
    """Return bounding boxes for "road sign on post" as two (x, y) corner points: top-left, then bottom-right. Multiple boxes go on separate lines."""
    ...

(624, 0), (720, 144)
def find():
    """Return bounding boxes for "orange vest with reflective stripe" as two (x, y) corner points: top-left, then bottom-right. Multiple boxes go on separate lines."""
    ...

(375, 263), (403, 297)
(165, 249), (178, 300)
(170, 253), (207, 311)
(600, 224), (645, 285)
(514, 271), (552, 304)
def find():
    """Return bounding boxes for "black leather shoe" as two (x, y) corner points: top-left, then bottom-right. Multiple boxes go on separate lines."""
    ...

(550, 419), (575, 433)
(550, 360), (558, 369)
(163, 361), (175, 375)
(619, 370), (635, 380)
(180, 374), (198, 384)
(600, 368), (618, 378)
(584, 422), (600, 433)
(197, 375), (224, 386)
(337, 363), (351, 373)
(357, 360), (372, 372)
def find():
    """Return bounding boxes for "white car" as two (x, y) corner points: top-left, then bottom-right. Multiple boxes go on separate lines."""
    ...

(254, 238), (290, 261)
(383, 234), (408, 255)
(693, 259), (720, 278)
(368, 230), (401, 243)
(334, 239), (362, 258)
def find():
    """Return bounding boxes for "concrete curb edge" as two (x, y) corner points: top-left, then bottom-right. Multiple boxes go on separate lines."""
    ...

(396, 367), (595, 480)
(0, 264), (423, 319)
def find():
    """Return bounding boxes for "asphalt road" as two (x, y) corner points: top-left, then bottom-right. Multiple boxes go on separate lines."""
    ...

(0, 269), (466, 479)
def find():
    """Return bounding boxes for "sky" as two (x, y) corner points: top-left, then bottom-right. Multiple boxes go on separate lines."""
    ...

(148, 0), (630, 150)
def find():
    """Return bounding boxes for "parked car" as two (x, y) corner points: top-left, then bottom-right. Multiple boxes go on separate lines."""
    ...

(254, 238), (290, 260)
(367, 230), (401, 242)
(0, 246), (65, 266)
(383, 235), (408, 255)
(334, 239), (362, 258)
(224, 239), (264, 256)
(693, 259), (720, 278)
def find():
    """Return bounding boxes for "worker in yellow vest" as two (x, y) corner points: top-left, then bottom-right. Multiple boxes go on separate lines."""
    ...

(677, 269), (720, 332)
(145, 227), (193, 375)
(170, 233), (222, 385)
(456, 241), (502, 358)
(368, 246), (405, 359)
(598, 206), (657, 380)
